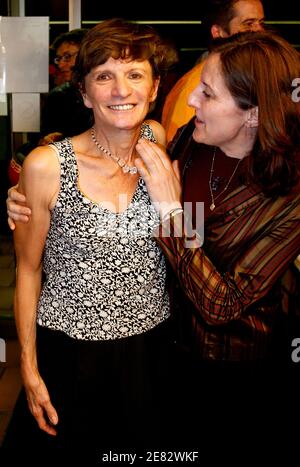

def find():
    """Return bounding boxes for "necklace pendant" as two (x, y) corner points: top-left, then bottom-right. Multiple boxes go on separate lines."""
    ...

(91, 127), (138, 175)
(210, 202), (215, 211)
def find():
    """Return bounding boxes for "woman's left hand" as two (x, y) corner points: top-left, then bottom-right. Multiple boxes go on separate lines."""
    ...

(135, 139), (182, 219)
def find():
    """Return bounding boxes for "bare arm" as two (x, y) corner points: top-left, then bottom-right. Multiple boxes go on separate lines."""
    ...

(14, 145), (60, 435)
(6, 185), (31, 230)
(7, 136), (64, 230)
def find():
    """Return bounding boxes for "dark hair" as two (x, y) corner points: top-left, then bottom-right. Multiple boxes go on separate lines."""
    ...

(211, 30), (300, 196)
(73, 18), (173, 90)
(51, 28), (88, 52)
(202, 0), (264, 40)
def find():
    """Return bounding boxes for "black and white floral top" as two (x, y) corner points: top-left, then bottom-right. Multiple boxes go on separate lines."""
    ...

(37, 125), (170, 340)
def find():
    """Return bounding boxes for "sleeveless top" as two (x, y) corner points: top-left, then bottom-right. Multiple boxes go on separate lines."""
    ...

(37, 124), (170, 341)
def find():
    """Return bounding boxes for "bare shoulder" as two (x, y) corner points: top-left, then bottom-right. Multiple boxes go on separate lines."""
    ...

(19, 145), (61, 208)
(144, 119), (167, 148)
(21, 145), (60, 180)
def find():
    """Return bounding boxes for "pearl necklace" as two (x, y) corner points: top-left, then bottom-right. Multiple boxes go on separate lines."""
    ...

(209, 147), (243, 211)
(91, 126), (138, 175)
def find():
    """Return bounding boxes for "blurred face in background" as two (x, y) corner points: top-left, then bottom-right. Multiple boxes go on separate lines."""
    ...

(54, 41), (80, 83)
(212, 0), (265, 38)
(228, 0), (265, 34)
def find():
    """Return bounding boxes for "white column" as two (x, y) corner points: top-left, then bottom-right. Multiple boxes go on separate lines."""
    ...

(10, 0), (27, 144)
(69, 0), (81, 30)
(19, 0), (25, 16)
(10, 0), (25, 16)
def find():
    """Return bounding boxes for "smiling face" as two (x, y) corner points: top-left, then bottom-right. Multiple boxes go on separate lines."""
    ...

(82, 57), (159, 131)
(228, 0), (265, 34)
(188, 53), (256, 157)
(212, 0), (265, 38)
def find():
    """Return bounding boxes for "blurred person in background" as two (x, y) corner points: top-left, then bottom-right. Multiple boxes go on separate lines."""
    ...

(8, 29), (92, 186)
(49, 28), (88, 87)
(41, 28), (93, 139)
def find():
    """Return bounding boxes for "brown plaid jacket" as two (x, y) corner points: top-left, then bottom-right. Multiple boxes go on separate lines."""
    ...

(156, 173), (300, 362)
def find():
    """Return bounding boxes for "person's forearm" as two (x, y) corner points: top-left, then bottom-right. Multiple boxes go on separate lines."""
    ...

(14, 264), (42, 373)
(158, 234), (243, 323)
(156, 210), (300, 324)
(14, 262), (59, 434)
(155, 212), (245, 324)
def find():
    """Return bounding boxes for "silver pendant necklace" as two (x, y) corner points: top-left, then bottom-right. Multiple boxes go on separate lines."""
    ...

(91, 126), (138, 175)
(209, 147), (242, 211)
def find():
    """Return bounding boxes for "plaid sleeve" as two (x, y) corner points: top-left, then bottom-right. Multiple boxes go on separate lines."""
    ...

(155, 209), (300, 325)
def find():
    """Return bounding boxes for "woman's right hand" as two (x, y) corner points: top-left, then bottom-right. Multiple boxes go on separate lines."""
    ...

(6, 185), (31, 230)
(22, 365), (58, 436)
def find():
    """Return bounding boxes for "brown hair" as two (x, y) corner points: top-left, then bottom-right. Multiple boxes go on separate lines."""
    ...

(211, 31), (300, 196)
(202, 0), (264, 38)
(51, 28), (88, 52)
(73, 18), (173, 90)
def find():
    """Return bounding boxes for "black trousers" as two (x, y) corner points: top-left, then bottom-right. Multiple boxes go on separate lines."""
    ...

(1, 320), (176, 464)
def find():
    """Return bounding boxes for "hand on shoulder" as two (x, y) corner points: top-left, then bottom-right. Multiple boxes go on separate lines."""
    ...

(7, 145), (60, 230)
(6, 184), (29, 230)
(144, 119), (167, 148)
